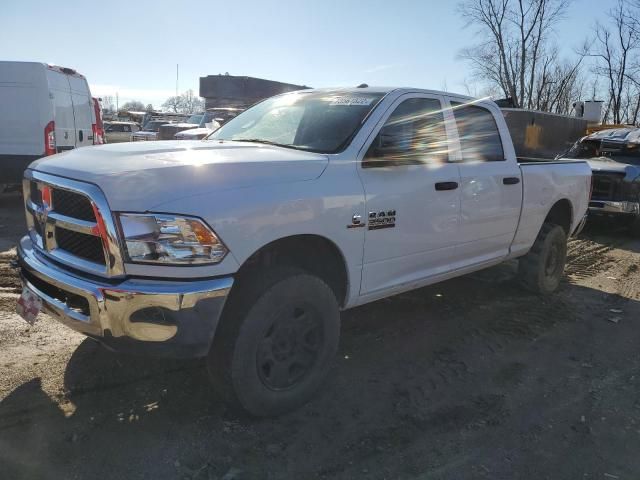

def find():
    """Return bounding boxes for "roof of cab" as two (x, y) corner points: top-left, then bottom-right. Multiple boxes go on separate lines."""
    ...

(291, 86), (476, 101)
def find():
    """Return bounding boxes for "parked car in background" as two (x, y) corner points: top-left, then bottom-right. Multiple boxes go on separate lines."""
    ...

(560, 127), (640, 233)
(17, 87), (591, 417)
(104, 121), (140, 143)
(174, 107), (241, 140)
(157, 113), (204, 140)
(91, 98), (105, 146)
(0, 61), (95, 184)
(132, 119), (174, 141)
(174, 112), (222, 140)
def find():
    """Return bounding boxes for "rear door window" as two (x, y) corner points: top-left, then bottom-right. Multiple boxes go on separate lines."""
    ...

(451, 103), (504, 162)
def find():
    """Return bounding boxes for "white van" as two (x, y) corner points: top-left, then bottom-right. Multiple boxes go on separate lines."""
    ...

(0, 61), (95, 184)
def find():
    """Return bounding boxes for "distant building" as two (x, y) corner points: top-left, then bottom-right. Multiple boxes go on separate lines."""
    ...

(199, 74), (308, 110)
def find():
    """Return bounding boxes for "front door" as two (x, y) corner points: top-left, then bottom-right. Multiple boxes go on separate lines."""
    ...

(358, 94), (461, 296)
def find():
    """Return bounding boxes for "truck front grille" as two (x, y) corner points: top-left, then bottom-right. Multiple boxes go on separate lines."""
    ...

(591, 173), (624, 201)
(55, 228), (105, 264)
(52, 188), (95, 221)
(23, 171), (125, 278)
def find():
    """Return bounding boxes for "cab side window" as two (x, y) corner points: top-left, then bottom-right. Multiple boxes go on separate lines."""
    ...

(364, 97), (448, 167)
(450, 103), (504, 162)
(123, 125), (131, 133)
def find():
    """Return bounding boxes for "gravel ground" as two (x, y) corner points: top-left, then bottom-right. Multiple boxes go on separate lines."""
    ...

(1, 192), (640, 480)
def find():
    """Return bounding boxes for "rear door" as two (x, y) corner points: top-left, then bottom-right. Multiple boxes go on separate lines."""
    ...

(448, 98), (523, 264)
(357, 94), (461, 296)
(68, 75), (93, 147)
(45, 69), (75, 151)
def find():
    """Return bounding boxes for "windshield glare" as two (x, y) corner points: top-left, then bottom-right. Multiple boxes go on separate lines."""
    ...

(208, 91), (385, 153)
(187, 114), (203, 124)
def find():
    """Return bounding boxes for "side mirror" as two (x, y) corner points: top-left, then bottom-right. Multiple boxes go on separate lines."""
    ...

(367, 127), (404, 159)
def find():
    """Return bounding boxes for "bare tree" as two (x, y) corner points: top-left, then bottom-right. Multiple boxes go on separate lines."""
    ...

(180, 90), (204, 114)
(162, 96), (181, 113)
(120, 100), (145, 112)
(458, 0), (581, 111)
(162, 90), (204, 114)
(101, 95), (115, 114)
(589, 0), (640, 124)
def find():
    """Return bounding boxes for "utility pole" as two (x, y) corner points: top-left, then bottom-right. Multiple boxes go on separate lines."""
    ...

(176, 64), (179, 97)
(116, 92), (119, 112)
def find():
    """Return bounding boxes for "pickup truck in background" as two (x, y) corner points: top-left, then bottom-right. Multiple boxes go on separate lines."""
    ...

(16, 87), (591, 416)
(132, 119), (179, 141)
(561, 127), (640, 233)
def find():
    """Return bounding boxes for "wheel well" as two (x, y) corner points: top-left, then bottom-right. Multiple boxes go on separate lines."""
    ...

(544, 199), (573, 234)
(234, 235), (349, 307)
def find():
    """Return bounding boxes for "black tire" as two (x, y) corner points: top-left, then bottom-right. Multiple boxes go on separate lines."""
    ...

(518, 223), (567, 295)
(207, 267), (340, 417)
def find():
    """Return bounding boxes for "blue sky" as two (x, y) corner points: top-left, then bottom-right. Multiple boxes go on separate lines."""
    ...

(1, 0), (616, 108)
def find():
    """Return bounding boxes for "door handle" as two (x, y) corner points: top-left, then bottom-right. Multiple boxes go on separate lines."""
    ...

(435, 181), (459, 191)
(503, 177), (520, 185)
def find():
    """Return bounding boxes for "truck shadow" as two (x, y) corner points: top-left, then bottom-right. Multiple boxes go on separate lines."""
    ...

(1, 254), (639, 479)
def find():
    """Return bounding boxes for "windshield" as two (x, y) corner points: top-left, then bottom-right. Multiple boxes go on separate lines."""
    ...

(562, 130), (640, 165)
(142, 121), (166, 132)
(200, 112), (217, 127)
(208, 91), (385, 153)
(186, 114), (203, 125)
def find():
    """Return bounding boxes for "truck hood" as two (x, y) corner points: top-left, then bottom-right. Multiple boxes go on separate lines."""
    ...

(132, 131), (157, 137)
(175, 128), (212, 139)
(586, 158), (630, 173)
(29, 140), (329, 210)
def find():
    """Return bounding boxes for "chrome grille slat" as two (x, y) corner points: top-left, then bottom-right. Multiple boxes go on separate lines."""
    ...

(23, 171), (125, 278)
(47, 212), (98, 236)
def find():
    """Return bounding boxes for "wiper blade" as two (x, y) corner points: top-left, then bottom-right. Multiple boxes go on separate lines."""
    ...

(232, 138), (291, 147)
(231, 138), (313, 152)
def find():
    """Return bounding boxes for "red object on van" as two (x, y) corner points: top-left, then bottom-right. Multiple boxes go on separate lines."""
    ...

(92, 97), (105, 145)
(44, 121), (56, 155)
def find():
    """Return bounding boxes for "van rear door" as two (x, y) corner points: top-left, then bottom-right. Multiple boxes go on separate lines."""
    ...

(45, 69), (75, 151)
(68, 75), (93, 147)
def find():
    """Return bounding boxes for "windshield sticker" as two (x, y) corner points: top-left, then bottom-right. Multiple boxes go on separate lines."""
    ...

(329, 96), (375, 106)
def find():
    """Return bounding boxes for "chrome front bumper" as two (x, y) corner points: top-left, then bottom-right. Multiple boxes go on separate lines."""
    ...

(17, 236), (233, 358)
(589, 200), (640, 215)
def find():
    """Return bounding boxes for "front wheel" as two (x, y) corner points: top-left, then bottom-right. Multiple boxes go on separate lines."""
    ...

(208, 268), (340, 417)
(518, 223), (568, 295)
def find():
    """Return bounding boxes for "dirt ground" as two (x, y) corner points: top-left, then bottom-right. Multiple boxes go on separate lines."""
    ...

(1, 193), (640, 480)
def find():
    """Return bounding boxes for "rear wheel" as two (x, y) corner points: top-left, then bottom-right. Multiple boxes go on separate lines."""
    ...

(208, 267), (340, 417)
(518, 223), (567, 295)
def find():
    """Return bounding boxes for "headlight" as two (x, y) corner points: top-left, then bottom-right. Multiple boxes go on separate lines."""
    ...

(117, 213), (228, 265)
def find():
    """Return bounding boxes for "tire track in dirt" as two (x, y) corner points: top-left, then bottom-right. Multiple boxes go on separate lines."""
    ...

(616, 262), (640, 300)
(565, 239), (615, 281)
(0, 249), (20, 293)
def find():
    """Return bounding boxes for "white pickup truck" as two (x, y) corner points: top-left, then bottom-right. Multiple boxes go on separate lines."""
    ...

(17, 87), (591, 416)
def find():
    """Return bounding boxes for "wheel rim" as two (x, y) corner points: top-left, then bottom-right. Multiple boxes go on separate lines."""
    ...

(256, 303), (323, 390)
(544, 239), (562, 278)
